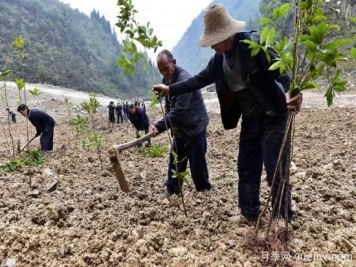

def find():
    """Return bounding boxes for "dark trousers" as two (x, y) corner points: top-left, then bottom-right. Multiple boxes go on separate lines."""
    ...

(238, 114), (293, 221)
(166, 130), (211, 193)
(40, 126), (54, 151)
(117, 113), (123, 123)
(11, 114), (16, 124)
(137, 124), (151, 147)
(109, 112), (115, 123)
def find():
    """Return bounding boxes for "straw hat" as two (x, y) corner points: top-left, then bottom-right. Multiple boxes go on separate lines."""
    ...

(199, 4), (246, 47)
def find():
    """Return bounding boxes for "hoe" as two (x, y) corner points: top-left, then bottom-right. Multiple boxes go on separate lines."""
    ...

(108, 132), (154, 192)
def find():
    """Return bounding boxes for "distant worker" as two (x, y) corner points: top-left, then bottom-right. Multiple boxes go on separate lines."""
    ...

(141, 102), (146, 113)
(124, 102), (129, 122)
(116, 102), (123, 123)
(6, 107), (16, 124)
(17, 104), (56, 151)
(108, 101), (115, 123)
(128, 104), (151, 147)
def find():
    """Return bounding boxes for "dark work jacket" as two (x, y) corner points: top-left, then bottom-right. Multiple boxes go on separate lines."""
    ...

(108, 104), (115, 114)
(169, 31), (290, 130)
(129, 107), (149, 131)
(154, 66), (209, 145)
(27, 108), (55, 135)
(116, 104), (122, 113)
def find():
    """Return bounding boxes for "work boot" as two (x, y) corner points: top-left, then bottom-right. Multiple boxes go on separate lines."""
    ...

(159, 189), (173, 201)
(233, 215), (259, 226)
(201, 189), (210, 195)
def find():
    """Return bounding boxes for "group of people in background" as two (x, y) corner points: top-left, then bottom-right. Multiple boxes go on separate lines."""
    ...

(108, 100), (151, 146)
(107, 101), (146, 124)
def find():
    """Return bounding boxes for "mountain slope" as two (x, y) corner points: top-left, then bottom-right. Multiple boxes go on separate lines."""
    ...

(0, 0), (154, 98)
(172, 0), (260, 75)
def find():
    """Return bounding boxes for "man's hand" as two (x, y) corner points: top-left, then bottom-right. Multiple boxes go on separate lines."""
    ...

(286, 92), (303, 114)
(151, 126), (160, 137)
(153, 84), (170, 97)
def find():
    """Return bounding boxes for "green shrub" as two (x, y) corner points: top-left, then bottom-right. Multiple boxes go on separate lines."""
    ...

(139, 144), (169, 158)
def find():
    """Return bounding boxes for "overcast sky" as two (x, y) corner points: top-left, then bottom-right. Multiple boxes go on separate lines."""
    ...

(59, 0), (212, 51)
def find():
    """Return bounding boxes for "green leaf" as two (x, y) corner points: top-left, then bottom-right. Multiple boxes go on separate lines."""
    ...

(304, 40), (317, 52)
(311, 15), (327, 24)
(29, 87), (42, 96)
(272, 3), (291, 20)
(171, 151), (178, 159)
(242, 40), (259, 49)
(323, 39), (352, 51)
(268, 60), (283, 71)
(259, 17), (273, 25)
(182, 176), (190, 185)
(301, 82), (320, 90)
(265, 27), (275, 46)
(260, 26), (269, 45)
(318, 53), (337, 67)
(15, 78), (25, 90)
(325, 88), (334, 107)
(250, 48), (260, 57)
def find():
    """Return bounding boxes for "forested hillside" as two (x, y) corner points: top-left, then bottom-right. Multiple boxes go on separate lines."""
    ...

(0, 0), (154, 98)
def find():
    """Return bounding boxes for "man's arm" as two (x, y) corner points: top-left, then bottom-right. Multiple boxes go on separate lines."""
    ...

(154, 57), (216, 97)
(155, 93), (193, 133)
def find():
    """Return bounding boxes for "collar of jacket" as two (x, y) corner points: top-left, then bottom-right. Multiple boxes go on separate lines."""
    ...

(162, 65), (184, 86)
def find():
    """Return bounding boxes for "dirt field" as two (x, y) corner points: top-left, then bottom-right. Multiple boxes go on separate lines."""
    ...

(1, 83), (356, 267)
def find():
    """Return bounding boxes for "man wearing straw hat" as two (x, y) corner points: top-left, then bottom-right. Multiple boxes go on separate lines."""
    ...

(153, 4), (303, 223)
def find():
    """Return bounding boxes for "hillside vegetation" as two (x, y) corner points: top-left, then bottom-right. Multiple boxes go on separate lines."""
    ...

(0, 0), (155, 98)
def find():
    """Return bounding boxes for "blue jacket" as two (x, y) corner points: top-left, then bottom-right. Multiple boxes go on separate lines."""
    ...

(129, 107), (149, 131)
(169, 32), (290, 130)
(28, 108), (55, 135)
(155, 66), (209, 145)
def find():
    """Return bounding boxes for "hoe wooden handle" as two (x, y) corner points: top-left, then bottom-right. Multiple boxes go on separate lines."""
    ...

(114, 132), (154, 152)
(108, 147), (130, 192)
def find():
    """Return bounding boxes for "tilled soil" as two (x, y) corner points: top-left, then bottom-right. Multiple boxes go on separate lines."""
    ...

(1, 86), (356, 267)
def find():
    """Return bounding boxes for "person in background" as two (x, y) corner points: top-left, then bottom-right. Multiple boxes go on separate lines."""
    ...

(17, 104), (55, 151)
(116, 102), (123, 123)
(153, 4), (303, 223)
(6, 107), (16, 124)
(124, 101), (129, 122)
(108, 101), (115, 123)
(152, 49), (211, 200)
(128, 104), (151, 147)
(141, 102), (146, 113)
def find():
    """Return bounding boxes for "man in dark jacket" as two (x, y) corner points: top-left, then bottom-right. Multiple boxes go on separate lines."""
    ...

(128, 104), (151, 146)
(153, 4), (303, 222)
(108, 101), (115, 123)
(17, 104), (56, 151)
(116, 103), (123, 123)
(152, 50), (211, 199)
(124, 102), (129, 122)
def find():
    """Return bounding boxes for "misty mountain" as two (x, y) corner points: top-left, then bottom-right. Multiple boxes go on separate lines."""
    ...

(172, 0), (356, 76)
(0, 0), (155, 98)
(172, 0), (261, 75)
